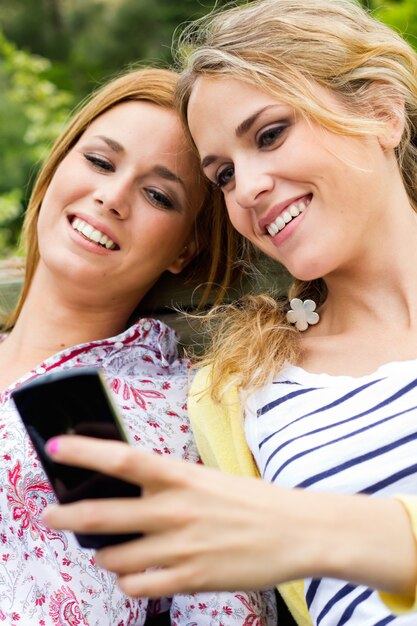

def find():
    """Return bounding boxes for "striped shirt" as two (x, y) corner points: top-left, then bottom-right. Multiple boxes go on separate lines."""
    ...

(245, 359), (417, 625)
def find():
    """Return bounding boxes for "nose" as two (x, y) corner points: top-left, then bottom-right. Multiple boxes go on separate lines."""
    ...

(93, 175), (132, 219)
(233, 158), (274, 210)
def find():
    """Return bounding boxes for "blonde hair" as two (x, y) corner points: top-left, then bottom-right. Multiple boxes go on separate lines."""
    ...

(175, 0), (417, 397)
(3, 67), (243, 331)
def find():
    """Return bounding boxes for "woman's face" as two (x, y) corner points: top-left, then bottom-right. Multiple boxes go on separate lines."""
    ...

(37, 100), (203, 306)
(187, 77), (398, 281)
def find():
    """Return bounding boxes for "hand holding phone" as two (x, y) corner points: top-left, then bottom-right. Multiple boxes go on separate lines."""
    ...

(11, 367), (142, 549)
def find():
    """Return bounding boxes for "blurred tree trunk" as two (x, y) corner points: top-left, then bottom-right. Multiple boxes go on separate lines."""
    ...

(43, 0), (64, 32)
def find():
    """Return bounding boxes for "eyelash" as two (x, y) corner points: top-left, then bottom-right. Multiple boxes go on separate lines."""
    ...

(214, 123), (289, 189)
(215, 166), (235, 189)
(257, 123), (287, 148)
(146, 189), (174, 210)
(84, 153), (114, 172)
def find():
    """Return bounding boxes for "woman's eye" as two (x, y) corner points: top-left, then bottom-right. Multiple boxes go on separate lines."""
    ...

(146, 189), (174, 210)
(257, 124), (286, 148)
(216, 165), (234, 188)
(84, 154), (114, 172)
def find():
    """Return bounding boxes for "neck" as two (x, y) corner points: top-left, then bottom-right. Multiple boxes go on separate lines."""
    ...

(2, 267), (137, 368)
(321, 250), (417, 336)
(318, 199), (417, 334)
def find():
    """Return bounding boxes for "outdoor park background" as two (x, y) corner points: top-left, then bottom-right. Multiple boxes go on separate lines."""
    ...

(0, 0), (416, 259)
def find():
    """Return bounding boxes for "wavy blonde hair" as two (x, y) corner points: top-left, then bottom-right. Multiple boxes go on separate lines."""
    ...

(175, 0), (417, 398)
(3, 67), (245, 331)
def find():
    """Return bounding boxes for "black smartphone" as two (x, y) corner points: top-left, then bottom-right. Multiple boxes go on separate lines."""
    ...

(11, 367), (141, 549)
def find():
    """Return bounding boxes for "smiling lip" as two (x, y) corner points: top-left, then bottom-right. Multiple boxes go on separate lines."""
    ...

(68, 213), (121, 250)
(259, 194), (312, 234)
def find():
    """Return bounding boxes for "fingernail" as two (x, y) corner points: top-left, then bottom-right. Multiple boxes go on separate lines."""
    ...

(45, 437), (60, 456)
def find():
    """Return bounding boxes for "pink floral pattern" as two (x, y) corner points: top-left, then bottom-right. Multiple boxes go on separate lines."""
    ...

(49, 587), (86, 626)
(0, 319), (277, 625)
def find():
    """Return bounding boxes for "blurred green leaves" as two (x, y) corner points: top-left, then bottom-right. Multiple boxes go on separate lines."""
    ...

(374, 0), (417, 48)
(0, 31), (74, 256)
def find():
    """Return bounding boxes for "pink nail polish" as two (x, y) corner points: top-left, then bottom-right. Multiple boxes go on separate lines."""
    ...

(45, 437), (60, 456)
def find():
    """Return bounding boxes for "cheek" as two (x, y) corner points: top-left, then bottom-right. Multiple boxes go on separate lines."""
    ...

(132, 213), (191, 252)
(225, 198), (251, 236)
(38, 177), (66, 223)
(36, 194), (55, 242)
(42, 157), (91, 213)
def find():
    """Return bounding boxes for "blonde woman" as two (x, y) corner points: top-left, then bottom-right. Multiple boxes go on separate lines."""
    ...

(0, 67), (277, 624)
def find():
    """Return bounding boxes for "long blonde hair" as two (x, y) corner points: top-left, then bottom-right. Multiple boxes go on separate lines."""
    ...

(3, 67), (245, 331)
(175, 0), (417, 397)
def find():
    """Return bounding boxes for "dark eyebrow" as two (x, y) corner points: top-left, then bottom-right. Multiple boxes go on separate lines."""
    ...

(152, 165), (185, 190)
(95, 135), (124, 153)
(201, 105), (280, 170)
(235, 105), (277, 137)
(201, 154), (217, 169)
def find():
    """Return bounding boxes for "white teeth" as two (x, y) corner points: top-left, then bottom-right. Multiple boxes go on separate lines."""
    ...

(90, 229), (102, 243)
(266, 197), (310, 237)
(289, 204), (300, 217)
(276, 216), (286, 231)
(83, 224), (94, 238)
(71, 218), (117, 249)
(268, 222), (279, 236)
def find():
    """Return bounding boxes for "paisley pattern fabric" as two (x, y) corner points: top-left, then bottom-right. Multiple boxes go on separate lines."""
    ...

(0, 318), (277, 625)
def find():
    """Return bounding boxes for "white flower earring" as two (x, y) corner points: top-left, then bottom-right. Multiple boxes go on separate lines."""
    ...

(286, 298), (320, 331)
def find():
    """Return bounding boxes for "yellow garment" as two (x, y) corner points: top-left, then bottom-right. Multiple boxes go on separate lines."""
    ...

(378, 495), (417, 614)
(188, 366), (312, 626)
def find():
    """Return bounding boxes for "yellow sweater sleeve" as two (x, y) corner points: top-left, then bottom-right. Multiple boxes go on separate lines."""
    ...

(188, 366), (312, 626)
(188, 367), (258, 476)
(378, 495), (417, 614)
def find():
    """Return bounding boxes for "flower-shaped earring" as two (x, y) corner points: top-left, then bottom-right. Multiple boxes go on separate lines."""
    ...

(286, 298), (320, 331)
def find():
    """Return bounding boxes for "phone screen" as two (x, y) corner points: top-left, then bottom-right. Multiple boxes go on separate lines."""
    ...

(11, 367), (141, 549)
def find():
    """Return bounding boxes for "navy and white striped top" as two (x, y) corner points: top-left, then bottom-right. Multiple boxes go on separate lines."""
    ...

(245, 359), (417, 626)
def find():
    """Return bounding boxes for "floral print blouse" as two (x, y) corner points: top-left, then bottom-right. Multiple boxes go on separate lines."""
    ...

(0, 318), (277, 625)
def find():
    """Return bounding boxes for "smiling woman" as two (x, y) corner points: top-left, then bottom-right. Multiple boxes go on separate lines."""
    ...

(0, 67), (277, 624)
(36, 99), (203, 313)
(5, 68), (241, 337)
(177, 0), (417, 621)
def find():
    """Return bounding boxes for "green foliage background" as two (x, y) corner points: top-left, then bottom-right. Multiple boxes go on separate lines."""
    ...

(0, 0), (416, 257)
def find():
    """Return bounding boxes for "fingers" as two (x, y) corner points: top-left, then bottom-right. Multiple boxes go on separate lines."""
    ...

(117, 566), (200, 598)
(43, 498), (150, 534)
(94, 521), (215, 574)
(43, 487), (199, 537)
(42, 435), (292, 597)
(97, 544), (225, 598)
(45, 434), (189, 489)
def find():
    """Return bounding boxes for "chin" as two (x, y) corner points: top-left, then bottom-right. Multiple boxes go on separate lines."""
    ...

(45, 254), (104, 286)
(287, 264), (325, 283)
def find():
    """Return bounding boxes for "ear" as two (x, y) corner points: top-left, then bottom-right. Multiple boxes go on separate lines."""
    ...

(166, 237), (198, 275)
(374, 91), (405, 150)
(378, 113), (405, 150)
